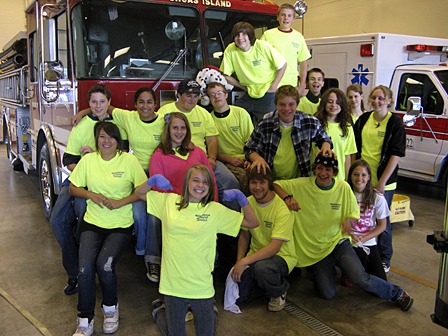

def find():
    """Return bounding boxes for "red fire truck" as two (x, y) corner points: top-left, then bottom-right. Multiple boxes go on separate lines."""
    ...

(0, 0), (279, 218)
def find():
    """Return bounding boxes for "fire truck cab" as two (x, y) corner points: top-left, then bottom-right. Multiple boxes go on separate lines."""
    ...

(1, 0), (279, 217)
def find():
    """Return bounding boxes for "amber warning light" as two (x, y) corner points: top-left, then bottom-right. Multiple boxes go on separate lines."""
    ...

(360, 44), (374, 57)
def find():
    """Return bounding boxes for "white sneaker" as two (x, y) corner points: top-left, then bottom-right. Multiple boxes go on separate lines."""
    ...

(102, 304), (119, 334)
(73, 317), (94, 336)
(185, 310), (194, 322)
(268, 292), (287, 312)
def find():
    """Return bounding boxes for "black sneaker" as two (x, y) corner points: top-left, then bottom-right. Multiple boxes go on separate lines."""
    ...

(146, 262), (160, 283)
(64, 277), (78, 295)
(396, 291), (414, 311)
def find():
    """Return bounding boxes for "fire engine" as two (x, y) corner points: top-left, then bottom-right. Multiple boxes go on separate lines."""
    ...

(0, 0), (279, 218)
(305, 33), (448, 187)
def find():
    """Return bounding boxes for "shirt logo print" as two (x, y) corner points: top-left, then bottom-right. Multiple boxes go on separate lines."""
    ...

(195, 214), (210, 222)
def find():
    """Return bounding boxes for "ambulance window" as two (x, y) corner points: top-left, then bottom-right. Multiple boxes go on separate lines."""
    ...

(322, 78), (339, 92)
(396, 73), (443, 115)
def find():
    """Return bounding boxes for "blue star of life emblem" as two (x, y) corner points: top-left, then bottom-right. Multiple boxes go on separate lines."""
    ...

(351, 64), (369, 86)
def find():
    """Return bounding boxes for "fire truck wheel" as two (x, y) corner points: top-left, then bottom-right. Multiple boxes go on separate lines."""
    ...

(39, 143), (55, 219)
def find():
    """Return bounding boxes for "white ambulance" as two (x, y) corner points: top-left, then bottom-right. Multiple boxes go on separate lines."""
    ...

(305, 32), (448, 186)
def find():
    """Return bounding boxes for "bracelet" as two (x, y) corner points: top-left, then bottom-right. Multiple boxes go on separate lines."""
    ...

(283, 194), (293, 201)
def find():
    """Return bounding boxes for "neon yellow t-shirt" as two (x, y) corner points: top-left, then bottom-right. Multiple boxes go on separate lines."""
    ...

(276, 177), (359, 267)
(112, 108), (164, 169)
(146, 191), (243, 299)
(244, 194), (296, 272)
(65, 116), (126, 156)
(298, 96), (320, 116)
(351, 114), (360, 124)
(261, 28), (311, 87)
(325, 122), (357, 181)
(158, 102), (218, 153)
(69, 152), (147, 229)
(360, 112), (396, 190)
(220, 40), (286, 98)
(212, 105), (253, 160)
(273, 126), (299, 180)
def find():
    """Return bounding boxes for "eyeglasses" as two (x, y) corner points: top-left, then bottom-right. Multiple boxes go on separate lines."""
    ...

(209, 90), (225, 98)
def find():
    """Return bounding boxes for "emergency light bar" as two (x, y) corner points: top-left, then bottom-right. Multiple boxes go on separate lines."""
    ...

(406, 44), (448, 52)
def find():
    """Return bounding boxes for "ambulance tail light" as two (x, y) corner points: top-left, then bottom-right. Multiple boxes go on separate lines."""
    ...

(360, 43), (374, 57)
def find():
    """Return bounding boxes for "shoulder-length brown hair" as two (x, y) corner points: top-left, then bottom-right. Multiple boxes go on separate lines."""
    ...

(158, 112), (191, 156)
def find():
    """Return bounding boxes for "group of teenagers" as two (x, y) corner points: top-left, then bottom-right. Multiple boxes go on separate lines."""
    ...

(47, 4), (414, 336)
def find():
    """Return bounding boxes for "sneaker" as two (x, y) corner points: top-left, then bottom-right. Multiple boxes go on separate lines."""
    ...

(151, 300), (165, 322)
(73, 317), (94, 336)
(64, 278), (78, 295)
(102, 304), (119, 334)
(382, 262), (390, 273)
(146, 262), (160, 283)
(185, 309), (194, 322)
(341, 276), (353, 288)
(395, 291), (414, 311)
(268, 292), (287, 312)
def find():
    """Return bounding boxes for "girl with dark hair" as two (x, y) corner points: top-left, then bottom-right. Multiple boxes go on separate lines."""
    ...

(69, 121), (147, 336)
(315, 88), (357, 180)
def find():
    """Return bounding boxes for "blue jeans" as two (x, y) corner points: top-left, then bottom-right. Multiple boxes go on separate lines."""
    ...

(311, 239), (402, 301)
(49, 179), (86, 279)
(77, 223), (131, 321)
(235, 92), (275, 122)
(378, 190), (394, 267)
(132, 200), (148, 256)
(145, 213), (162, 264)
(236, 255), (290, 305)
(214, 160), (240, 211)
(154, 295), (218, 336)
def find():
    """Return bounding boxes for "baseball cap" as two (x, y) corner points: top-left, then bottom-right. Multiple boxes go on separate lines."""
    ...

(314, 153), (338, 170)
(177, 79), (201, 95)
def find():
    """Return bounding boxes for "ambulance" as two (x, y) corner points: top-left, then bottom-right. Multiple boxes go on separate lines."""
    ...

(305, 33), (448, 186)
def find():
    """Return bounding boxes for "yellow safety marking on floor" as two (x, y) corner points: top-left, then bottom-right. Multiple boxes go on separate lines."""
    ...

(391, 266), (438, 290)
(0, 285), (53, 336)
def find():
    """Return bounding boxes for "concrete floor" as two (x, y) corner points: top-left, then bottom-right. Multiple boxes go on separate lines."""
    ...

(0, 143), (447, 336)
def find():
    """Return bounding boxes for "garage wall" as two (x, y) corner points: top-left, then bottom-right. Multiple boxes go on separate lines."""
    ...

(281, 0), (448, 39)
(0, 0), (26, 49)
(0, 1), (446, 48)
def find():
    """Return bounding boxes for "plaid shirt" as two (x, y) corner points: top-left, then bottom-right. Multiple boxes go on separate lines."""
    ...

(244, 110), (331, 177)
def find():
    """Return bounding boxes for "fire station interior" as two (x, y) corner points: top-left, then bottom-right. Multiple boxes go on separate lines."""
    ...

(2, 1), (448, 336)
(1, 147), (447, 336)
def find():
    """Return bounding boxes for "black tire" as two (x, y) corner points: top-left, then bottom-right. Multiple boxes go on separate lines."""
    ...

(39, 143), (55, 219)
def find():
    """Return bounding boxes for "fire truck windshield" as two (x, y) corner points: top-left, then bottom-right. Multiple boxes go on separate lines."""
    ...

(71, 1), (276, 80)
